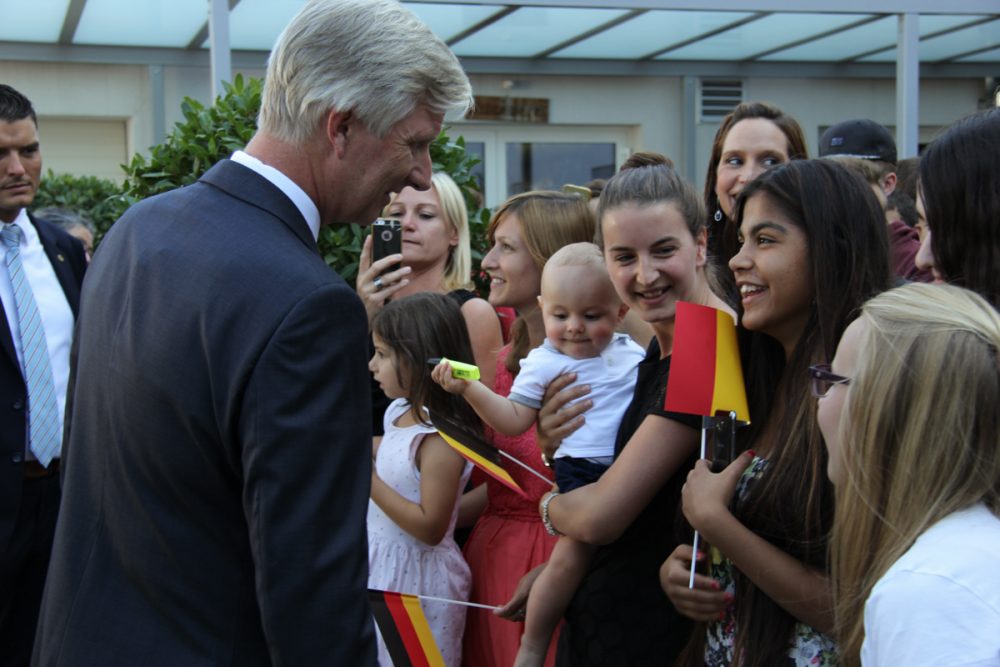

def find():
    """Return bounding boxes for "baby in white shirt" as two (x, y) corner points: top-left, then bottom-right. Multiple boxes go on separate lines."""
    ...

(434, 242), (643, 667)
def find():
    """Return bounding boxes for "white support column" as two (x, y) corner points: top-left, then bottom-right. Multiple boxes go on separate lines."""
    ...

(896, 13), (919, 159)
(208, 0), (232, 101)
(150, 64), (166, 144)
(682, 76), (697, 182)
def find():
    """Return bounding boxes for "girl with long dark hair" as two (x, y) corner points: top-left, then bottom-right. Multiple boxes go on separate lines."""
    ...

(662, 159), (891, 666)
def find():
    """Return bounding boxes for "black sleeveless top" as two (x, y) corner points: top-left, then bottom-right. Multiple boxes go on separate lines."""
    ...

(556, 337), (699, 666)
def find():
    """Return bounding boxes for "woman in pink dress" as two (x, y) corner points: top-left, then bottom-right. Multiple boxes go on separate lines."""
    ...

(461, 191), (595, 667)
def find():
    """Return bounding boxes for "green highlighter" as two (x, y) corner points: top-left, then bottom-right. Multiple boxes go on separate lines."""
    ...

(427, 357), (481, 381)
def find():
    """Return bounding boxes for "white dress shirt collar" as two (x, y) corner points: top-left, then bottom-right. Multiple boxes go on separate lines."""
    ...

(230, 150), (321, 241)
(9, 208), (40, 245)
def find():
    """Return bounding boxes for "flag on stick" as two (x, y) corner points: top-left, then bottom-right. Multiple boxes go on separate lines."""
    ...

(428, 411), (542, 498)
(369, 590), (445, 667)
(664, 302), (750, 589)
(665, 302), (749, 422)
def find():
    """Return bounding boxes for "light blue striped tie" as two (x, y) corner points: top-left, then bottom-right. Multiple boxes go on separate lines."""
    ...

(2, 224), (60, 467)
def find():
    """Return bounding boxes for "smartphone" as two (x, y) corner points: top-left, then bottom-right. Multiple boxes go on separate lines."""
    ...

(372, 218), (402, 274)
(708, 410), (737, 474)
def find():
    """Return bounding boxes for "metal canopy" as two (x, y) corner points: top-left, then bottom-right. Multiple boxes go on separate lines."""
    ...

(2, 0), (997, 156)
(2, 1), (996, 67)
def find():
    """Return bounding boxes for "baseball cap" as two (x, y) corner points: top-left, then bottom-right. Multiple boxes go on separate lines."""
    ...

(819, 119), (897, 164)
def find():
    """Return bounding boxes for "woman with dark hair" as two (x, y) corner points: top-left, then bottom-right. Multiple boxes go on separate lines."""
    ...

(914, 107), (1000, 307)
(661, 159), (891, 666)
(704, 102), (808, 299)
(526, 153), (733, 665)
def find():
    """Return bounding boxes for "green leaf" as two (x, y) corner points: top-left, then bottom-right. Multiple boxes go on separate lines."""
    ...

(41, 75), (492, 285)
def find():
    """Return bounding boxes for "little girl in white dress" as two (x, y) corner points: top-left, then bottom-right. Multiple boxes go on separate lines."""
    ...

(367, 293), (481, 666)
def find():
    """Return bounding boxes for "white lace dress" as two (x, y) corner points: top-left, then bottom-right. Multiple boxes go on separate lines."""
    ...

(368, 399), (473, 667)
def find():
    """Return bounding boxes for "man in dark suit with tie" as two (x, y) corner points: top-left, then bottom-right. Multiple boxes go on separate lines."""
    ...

(32, 1), (472, 664)
(0, 85), (87, 666)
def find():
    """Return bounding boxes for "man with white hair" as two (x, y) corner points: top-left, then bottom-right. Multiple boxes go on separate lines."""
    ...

(33, 1), (472, 664)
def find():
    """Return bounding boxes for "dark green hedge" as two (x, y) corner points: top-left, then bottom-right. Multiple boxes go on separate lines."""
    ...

(31, 171), (128, 245)
(35, 74), (489, 288)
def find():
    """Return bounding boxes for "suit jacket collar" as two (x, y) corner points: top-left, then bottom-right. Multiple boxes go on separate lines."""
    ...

(199, 160), (319, 254)
(0, 211), (84, 372)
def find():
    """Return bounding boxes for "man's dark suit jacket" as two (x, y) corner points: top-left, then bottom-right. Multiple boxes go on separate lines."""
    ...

(0, 213), (86, 550)
(33, 161), (376, 666)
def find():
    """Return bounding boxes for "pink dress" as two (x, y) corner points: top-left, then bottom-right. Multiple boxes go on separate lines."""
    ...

(368, 399), (473, 667)
(461, 345), (559, 667)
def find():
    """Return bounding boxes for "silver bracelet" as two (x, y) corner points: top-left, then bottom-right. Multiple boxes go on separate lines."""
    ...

(541, 491), (563, 537)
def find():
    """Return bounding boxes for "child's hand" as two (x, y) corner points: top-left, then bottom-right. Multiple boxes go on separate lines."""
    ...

(681, 451), (755, 534)
(431, 360), (470, 395)
(660, 544), (730, 622)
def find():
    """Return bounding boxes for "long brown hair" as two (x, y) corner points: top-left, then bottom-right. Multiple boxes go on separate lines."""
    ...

(920, 107), (1000, 308)
(486, 191), (595, 374)
(699, 160), (891, 666)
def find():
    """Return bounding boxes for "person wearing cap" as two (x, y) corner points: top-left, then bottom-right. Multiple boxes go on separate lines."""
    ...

(819, 118), (931, 283)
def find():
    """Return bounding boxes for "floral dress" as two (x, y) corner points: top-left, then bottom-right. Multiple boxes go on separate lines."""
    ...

(704, 456), (838, 666)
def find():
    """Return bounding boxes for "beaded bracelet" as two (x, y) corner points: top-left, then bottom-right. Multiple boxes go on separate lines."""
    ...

(541, 491), (563, 537)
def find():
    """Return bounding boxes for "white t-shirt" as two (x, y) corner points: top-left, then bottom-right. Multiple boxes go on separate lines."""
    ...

(861, 503), (1000, 666)
(508, 333), (644, 460)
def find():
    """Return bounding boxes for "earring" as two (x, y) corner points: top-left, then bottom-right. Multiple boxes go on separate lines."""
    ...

(714, 209), (723, 223)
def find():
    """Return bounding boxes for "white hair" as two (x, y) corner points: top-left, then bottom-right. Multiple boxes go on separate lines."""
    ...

(259, 0), (473, 144)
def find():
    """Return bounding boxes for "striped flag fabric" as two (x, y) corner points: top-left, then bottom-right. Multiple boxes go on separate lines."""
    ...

(664, 302), (749, 421)
(369, 590), (445, 667)
(428, 411), (527, 498)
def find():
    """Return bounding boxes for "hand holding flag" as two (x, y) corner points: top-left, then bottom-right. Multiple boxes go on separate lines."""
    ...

(663, 302), (750, 588)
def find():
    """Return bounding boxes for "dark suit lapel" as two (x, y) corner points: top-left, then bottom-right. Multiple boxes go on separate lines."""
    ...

(0, 269), (13, 372)
(31, 213), (83, 317)
(0, 213), (83, 373)
(199, 160), (319, 252)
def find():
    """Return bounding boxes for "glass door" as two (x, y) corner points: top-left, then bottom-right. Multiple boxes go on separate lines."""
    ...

(448, 124), (632, 207)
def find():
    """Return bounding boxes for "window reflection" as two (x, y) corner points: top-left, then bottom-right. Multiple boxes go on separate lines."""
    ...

(506, 142), (615, 196)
